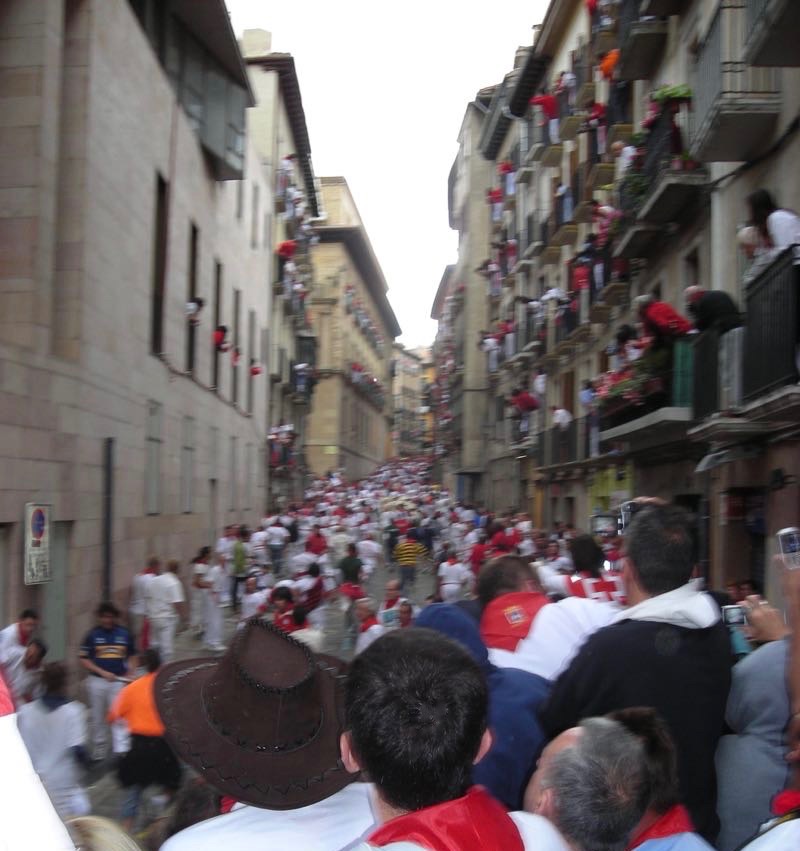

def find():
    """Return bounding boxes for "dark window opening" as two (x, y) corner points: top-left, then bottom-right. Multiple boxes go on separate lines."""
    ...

(150, 173), (169, 355)
(186, 222), (199, 374)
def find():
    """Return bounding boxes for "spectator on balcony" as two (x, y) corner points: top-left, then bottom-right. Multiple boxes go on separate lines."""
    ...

(685, 287), (742, 334)
(635, 294), (692, 347)
(498, 159), (515, 197)
(481, 333), (500, 374)
(551, 405), (573, 432)
(530, 91), (560, 144)
(487, 187), (503, 223)
(598, 48), (620, 81)
(533, 368), (547, 405)
(746, 189), (800, 259)
(511, 387), (539, 435)
(498, 316), (515, 360)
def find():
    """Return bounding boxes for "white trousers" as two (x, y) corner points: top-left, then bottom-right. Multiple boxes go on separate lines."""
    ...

(307, 603), (326, 631)
(149, 616), (177, 662)
(205, 600), (224, 648)
(85, 675), (126, 758)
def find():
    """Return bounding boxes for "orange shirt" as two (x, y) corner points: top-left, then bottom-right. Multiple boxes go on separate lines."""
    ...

(107, 672), (164, 736)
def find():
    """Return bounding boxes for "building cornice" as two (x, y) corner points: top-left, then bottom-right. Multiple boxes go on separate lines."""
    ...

(315, 226), (402, 339)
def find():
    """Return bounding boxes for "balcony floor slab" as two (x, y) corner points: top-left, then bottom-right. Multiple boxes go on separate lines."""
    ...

(639, 171), (708, 224)
(691, 97), (781, 163)
(617, 24), (668, 81)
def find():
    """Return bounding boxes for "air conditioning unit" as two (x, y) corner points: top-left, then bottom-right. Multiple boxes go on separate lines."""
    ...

(719, 327), (743, 410)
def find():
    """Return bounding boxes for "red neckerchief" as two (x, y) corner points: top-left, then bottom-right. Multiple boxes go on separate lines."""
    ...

(383, 596), (400, 610)
(628, 805), (695, 849)
(772, 790), (800, 817)
(359, 615), (379, 634)
(369, 787), (522, 851)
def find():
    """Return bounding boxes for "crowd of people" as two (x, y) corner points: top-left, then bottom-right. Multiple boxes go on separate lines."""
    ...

(1, 462), (799, 850)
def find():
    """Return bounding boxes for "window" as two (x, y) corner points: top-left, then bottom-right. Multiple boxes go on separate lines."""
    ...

(247, 309), (256, 413)
(229, 435), (237, 510)
(145, 401), (162, 515)
(236, 181), (244, 221)
(232, 289), (241, 405)
(683, 248), (700, 288)
(209, 426), (219, 480)
(150, 174), (169, 355)
(244, 443), (253, 509)
(181, 416), (195, 513)
(212, 261), (222, 390)
(251, 185), (259, 249)
(186, 222), (199, 373)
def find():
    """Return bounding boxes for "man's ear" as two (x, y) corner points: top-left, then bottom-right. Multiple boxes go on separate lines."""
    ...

(536, 786), (556, 818)
(473, 728), (494, 765)
(340, 731), (362, 774)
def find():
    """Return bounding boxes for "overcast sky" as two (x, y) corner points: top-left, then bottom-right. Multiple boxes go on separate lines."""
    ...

(226, 0), (549, 348)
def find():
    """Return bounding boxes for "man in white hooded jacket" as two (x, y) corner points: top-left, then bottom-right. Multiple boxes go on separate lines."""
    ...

(538, 504), (731, 844)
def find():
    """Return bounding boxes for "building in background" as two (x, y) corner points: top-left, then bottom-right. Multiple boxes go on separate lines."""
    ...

(305, 177), (401, 479)
(452, 0), (800, 594)
(430, 93), (496, 504)
(0, 0), (274, 655)
(242, 30), (321, 509)
(392, 344), (423, 458)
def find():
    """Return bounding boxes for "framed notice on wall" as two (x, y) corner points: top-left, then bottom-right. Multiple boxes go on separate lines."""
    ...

(24, 503), (51, 585)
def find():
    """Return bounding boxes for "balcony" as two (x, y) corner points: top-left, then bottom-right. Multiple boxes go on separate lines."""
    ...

(617, 0), (669, 82)
(691, 1), (781, 162)
(742, 246), (799, 403)
(637, 107), (708, 224)
(641, 0), (689, 14)
(551, 193), (579, 247)
(525, 110), (551, 164)
(599, 340), (694, 445)
(744, 0), (800, 67)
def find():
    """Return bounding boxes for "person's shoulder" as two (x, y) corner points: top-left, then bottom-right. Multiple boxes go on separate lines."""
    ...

(509, 811), (571, 851)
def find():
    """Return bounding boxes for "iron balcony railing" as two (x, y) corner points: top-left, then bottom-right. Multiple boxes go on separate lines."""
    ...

(618, 0), (642, 50)
(692, 326), (721, 421)
(743, 245), (799, 401)
(547, 422), (578, 466)
(692, 1), (780, 148)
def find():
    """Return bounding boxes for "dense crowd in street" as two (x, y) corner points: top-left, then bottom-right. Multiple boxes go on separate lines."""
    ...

(1, 457), (799, 850)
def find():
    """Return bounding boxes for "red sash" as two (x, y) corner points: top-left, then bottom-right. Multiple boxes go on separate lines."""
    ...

(359, 615), (379, 634)
(772, 790), (800, 817)
(628, 804), (694, 849)
(368, 786), (523, 851)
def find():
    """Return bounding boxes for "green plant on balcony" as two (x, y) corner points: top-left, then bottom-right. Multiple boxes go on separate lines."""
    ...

(651, 84), (692, 105)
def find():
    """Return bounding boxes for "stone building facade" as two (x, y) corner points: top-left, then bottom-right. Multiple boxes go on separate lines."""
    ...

(0, 0), (274, 656)
(305, 177), (401, 480)
(392, 343), (423, 458)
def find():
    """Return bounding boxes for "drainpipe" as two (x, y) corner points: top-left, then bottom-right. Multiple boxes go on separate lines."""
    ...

(102, 437), (114, 600)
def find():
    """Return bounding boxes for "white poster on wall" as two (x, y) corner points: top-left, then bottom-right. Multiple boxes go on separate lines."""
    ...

(24, 503), (51, 585)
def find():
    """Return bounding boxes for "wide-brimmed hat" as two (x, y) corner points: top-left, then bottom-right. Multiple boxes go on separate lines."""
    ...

(154, 619), (358, 809)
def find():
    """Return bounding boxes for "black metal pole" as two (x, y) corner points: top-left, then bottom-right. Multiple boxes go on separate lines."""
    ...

(102, 437), (114, 600)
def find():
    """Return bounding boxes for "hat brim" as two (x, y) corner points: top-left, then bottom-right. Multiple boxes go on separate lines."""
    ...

(155, 652), (357, 810)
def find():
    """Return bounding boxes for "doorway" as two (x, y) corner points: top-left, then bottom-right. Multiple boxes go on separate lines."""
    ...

(42, 521), (70, 661)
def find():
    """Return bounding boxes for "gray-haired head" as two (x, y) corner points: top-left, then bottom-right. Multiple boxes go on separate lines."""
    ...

(539, 717), (649, 851)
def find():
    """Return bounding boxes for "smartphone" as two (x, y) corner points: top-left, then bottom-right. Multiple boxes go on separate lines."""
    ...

(777, 527), (800, 570)
(722, 604), (748, 627)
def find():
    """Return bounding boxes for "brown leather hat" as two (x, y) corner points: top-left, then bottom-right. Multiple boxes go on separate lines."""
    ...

(154, 619), (358, 809)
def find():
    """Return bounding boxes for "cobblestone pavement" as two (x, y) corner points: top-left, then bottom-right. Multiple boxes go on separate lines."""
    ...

(87, 555), (437, 831)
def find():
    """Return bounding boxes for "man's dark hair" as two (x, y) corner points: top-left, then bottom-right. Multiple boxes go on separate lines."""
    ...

(308, 563), (321, 578)
(19, 608), (38, 621)
(477, 555), (540, 607)
(97, 601), (119, 618)
(41, 661), (68, 695)
(28, 637), (48, 660)
(292, 606), (308, 627)
(608, 707), (680, 814)
(624, 505), (694, 595)
(347, 543), (357, 555)
(143, 648), (161, 673)
(569, 534), (605, 578)
(345, 629), (488, 813)
(272, 586), (293, 604)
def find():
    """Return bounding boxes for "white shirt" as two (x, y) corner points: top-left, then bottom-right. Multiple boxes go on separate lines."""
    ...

(0, 624), (26, 687)
(208, 564), (227, 605)
(438, 561), (467, 594)
(355, 623), (385, 656)
(357, 540), (382, 573)
(129, 571), (154, 616)
(552, 408), (573, 430)
(265, 525), (291, 547)
(767, 209), (800, 254)
(16, 699), (88, 820)
(160, 781), (376, 851)
(240, 591), (268, 622)
(146, 572), (185, 620)
(291, 627), (325, 653)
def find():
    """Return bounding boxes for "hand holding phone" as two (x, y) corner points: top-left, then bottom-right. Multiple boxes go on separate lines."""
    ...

(777, 527), (800, 570)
